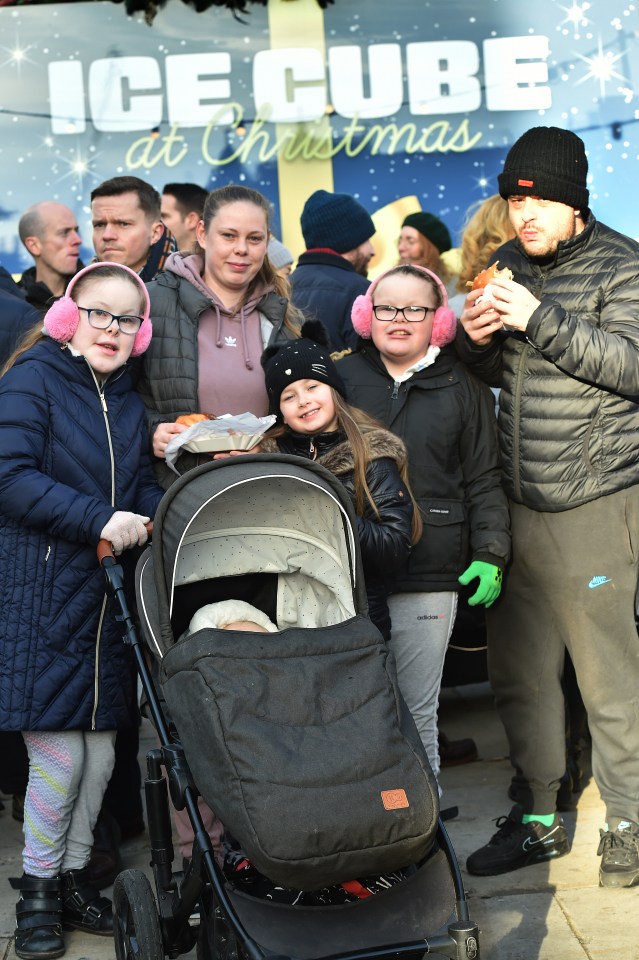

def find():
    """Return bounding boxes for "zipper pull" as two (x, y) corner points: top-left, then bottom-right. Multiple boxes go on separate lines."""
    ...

(99, 390), (108, 413)
(391, 381), (400, 400)
(309, 439), (316, 459)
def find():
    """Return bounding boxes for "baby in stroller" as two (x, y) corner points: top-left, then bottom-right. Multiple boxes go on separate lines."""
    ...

(187, 599), (278, 636)
(182, 598), (415, 906)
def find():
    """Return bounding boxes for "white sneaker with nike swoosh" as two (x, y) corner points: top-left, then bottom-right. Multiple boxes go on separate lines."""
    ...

(466, 805), (570, 876)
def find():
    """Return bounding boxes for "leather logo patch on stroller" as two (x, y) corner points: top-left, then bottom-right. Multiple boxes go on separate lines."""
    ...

(381, 789), (409, 810)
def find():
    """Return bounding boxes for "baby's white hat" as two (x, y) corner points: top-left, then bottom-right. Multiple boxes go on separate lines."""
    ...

(188, 599), (278, 634)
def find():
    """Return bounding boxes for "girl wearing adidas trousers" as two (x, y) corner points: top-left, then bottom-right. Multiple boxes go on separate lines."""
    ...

(337, 264), (511, 780)
(0, 262), (163, 959)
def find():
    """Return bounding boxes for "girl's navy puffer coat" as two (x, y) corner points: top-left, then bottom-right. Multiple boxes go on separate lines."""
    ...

(0, 339), (163, 732)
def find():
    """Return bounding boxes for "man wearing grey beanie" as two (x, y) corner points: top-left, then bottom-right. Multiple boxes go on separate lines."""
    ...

(290, 189), (375, 351)
(458, 125), (639, 889)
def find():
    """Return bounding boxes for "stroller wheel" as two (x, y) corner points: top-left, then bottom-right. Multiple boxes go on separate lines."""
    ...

(113, 869), (164, 960)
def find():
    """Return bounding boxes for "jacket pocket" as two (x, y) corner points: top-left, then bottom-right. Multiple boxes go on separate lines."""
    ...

(582, 411), (602, 475)
(40, 542), (57, 630)
(415, 499), (469, 576)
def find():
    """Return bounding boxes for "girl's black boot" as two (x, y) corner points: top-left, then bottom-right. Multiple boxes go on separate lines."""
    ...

(61, 867), (113, 936)
(10, 873), (65, 960)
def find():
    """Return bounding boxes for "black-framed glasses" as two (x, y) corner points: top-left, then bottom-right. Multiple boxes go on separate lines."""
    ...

(78, 306), (143, 335)
(372, 305), (436, 323)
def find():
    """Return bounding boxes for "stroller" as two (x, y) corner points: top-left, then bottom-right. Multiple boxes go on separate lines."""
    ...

(99, 454), (480, 960)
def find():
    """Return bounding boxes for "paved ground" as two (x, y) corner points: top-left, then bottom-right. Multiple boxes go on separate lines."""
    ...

(1, 682), (635, 960)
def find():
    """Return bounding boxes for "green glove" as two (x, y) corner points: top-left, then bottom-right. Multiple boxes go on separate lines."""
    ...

(458, 561), (503, 608)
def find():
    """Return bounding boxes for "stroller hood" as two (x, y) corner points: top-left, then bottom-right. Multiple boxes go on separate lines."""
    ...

(137, 455), (366, 659)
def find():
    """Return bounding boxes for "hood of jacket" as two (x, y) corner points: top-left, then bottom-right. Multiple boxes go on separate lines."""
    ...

(264, 424), (408, 477)
(165, 251), (273, 314)
(165, 251), (274, 369)
(319, 425), (408, 477)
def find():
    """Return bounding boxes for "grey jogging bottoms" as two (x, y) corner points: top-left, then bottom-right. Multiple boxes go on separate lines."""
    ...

(487, 487), (639, 822)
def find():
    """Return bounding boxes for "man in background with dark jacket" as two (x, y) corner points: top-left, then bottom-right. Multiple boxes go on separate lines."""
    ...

(290, 190), (375, 351)
(91, 175), (175, 282)
(18, 201), (82, 312)
(458, 126), (639, 889)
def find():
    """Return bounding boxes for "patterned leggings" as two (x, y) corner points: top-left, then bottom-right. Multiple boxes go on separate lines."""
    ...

(21, 730), (116, 878)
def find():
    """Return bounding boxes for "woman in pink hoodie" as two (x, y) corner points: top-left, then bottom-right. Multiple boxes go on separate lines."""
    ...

(137, 184), (301, 489)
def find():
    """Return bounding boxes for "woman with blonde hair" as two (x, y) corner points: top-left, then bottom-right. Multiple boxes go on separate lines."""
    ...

(137, 184), (301, 489)
(449, 194), (515, 316)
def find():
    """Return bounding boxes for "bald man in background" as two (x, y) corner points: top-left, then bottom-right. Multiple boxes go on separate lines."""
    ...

(18, 201), (82, 312)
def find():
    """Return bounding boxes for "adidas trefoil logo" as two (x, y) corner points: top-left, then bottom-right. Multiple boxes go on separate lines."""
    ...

(224, 335), (237, 347)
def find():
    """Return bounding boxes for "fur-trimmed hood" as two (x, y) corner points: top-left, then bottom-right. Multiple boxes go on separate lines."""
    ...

(264, 424), (408, 477)
(320, 425), (408, 478)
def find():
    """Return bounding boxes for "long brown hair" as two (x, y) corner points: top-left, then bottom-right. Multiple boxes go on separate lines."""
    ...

(200, 185), (302, 335)
(268, 388), (423, 545)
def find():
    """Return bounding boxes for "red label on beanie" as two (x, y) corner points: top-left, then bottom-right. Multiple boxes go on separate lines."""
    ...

(518, 179), (534, 187)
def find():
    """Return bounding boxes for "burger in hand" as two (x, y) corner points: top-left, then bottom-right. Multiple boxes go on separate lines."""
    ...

(468, 262), (513, 304)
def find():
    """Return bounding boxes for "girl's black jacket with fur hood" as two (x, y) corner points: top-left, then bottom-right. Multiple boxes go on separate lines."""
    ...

(263, 424), (414, 637)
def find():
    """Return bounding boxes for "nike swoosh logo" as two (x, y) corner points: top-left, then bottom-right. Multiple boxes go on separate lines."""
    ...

(588, 577), (612, 589)
(522, 827), (562, 851)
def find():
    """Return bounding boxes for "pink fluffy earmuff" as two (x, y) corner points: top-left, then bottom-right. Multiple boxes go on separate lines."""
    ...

(43, 261), (152, 357)
(351, 264), (457, 347)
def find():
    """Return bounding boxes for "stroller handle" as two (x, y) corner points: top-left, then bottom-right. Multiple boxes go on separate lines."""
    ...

(97, 521), (154, 564)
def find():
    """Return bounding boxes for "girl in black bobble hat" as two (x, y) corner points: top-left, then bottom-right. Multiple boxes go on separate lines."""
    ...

(260, 319), (422, 641)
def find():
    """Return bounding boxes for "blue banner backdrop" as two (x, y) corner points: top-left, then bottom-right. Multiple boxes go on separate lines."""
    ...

(0, 0), (637, 273)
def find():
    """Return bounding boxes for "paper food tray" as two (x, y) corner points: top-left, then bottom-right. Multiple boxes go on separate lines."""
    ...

(182, 433), (266, 453)
(164, 412), (276, 472)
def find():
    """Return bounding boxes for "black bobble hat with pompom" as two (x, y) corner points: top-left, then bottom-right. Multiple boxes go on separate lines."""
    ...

(261, 319), (347, 415)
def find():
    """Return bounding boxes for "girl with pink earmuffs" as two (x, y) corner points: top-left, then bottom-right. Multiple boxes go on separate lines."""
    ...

(0, 261), (163, 960)
(336, 263), (511, 783)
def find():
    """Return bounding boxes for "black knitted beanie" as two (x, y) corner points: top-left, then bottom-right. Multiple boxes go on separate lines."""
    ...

(498, 126), (589, 210)
(261, 320), (346, 414)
